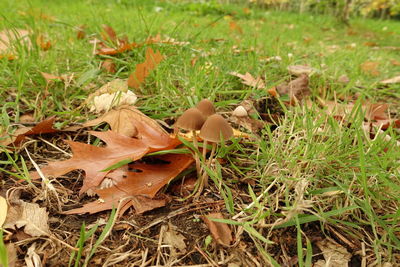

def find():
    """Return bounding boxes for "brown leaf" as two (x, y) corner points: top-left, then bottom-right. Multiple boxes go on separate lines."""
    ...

(276, 74), (309, 102)
(64, 153), (193, 214)
(0, 116), (58, 148)
(76, 25), (86, 40)
(230, 72), (265, 89)
(4, 199), (50, 237)
(32, 108), (181, 194)
(40, 72), (64, 83)
(128, 47), (164, 89)
(101, 59), (116, 73)
(203, 212), (233, 246)
(390, 59), (400, 66)
(162, 223), (187, 255)
(287, 65), (315, 76)
(229, 21), (243, 34)
(0, 29), (31, 59)
(83, 106), (176, 147)
(30, 130), (150, 194)
(380, 75), (400, 85)
(316, 238), (351, 267)
(36, 35), (51, 50)
(96, 42), (138, 55)
(101, 25), (117, 43)
(360, 61), (380, 76)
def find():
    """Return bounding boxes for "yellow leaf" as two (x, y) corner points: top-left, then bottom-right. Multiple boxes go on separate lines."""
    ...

(0, 196), (8, 227)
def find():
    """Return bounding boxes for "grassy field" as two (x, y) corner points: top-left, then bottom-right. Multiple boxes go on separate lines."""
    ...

(1, 0), (400, 266)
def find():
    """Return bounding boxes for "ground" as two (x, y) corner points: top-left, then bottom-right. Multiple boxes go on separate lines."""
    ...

(0, 0), (400, 266)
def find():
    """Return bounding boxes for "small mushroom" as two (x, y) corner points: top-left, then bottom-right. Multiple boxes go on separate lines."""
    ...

(196, 99), (216, 117)
(198, 114), (233, 192)
(232, 105), (248, 117)
(175, 108), (206, 178)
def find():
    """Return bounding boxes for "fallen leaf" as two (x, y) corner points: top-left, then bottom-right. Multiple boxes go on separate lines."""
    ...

(0, 116), (58, 148)
(287, 65), (315, 76)
(360, 61), (380, 76)
(101, 59), (116, 73)
(338, 75), (350, 84)
(5, 243), (17, 267)
(229, 21), (243, 34)
(230, 72), (265, 89)
(145, 34), (189, 46)
(25, 243), (42, 267)
(36, 35), (51, 50)
(0, 29), (31, 59)
(128, 47), (164, 89)
(30, 130), (150, 194)
(101, 25), (117, 43)
(203, 212), (233, 246)
(40, 72), (64, 83)
(19, 113), (35, 123)
(390, 59), (400, 66)
(316, 238), (351, 267)
(32, 108), (181, 194)
(64, 153), (193, 214)
(96, 41), (138, 55)
(163, 223), (187, 256)
(83, 106), (177, 145)
(4, 199), (50, 237)
(0, 196), (7, 227)
(276, 74), (310, 102)
(380, 75), (400, 84)
(76, 25), (86, 40)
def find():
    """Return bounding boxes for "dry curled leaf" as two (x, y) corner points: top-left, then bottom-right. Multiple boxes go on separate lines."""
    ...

(380, 75), (400, 85)
(316, 238), (351, 267)
(163, 223), (187, 256)
(4, 199), (50, 237)
(0, 29), (31, 59)
(287, 65), (315, 76)
(230, 72), (265, 89)
(203, 212), (233, 246)
(64, 153), (193, 214)
(0, 196), (7, 227)
(360, 61), (380, 76)
(276, 74), (310, 103)
(101, 59), (116, 73)
(0, 116), (58, 149)
(128, 47), (164, 89)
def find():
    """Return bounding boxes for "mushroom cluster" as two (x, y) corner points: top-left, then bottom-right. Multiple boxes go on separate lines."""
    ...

(175, 99), (233, 195)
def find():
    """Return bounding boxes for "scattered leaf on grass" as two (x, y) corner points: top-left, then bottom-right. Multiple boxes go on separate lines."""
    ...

(25, 243), (42, 267)
(4, 199), (50, 237)
(163, 223), (187, 256)
(338, 75), (350, 84)
(316, 238), (351, 267)
(36, 35), (51, 50)
(32, 107), (181, 194)
(76, 25), (86, 40)
(230, 72), (265, 89)
(0, 116), (58, 148)
(276, 74), (309, 103)
(128, 47), (164, 89)
(30, 130), (150, 194)
(101, 59), (116, 73)
(229, 21), (243, 34)
(0, 196), (7, 227)
(287, 65), (315, 76)
(40, 72), (64, 83)
(390, 59), (400, 66)
(360, 61), (380, 76)
(0, 29), (31, 59)
(380, 75), (400, 84)
(101, 24), (117, 43)
(64, 153), (193, 214)
(203, 212), (233, 246)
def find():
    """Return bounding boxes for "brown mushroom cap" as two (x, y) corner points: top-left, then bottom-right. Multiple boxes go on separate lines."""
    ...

(196, 99), (215, 117)
(199, 114), (233, 143)
(176, 108), (206, 131)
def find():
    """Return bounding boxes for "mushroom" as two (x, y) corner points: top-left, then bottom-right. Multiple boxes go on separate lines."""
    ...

(175, 108), (206, 177)
(196, 99), (216, 117)
(198, 114), (233, 191)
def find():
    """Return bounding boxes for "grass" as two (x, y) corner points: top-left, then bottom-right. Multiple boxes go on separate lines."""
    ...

(1, 0), (399, 265)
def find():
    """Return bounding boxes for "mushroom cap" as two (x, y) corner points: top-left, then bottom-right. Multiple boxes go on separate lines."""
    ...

(176, 108), (206, 131)
(199, 114), (233, 143)
(232, 106), (248, 117)
(196, 99), (215, 117)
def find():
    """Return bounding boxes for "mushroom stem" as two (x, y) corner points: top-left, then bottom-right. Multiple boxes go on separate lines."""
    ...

(192, 130), (201, 178)
(202, 143), (216, 187)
